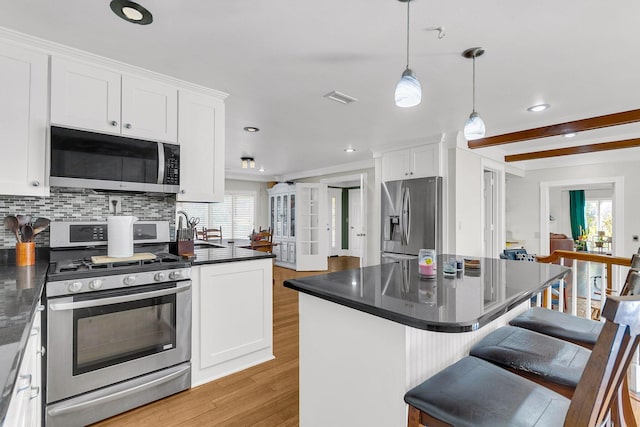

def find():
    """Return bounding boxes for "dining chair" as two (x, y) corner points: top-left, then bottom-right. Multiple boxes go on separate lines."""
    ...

(404, 293), (640, 427)
(250, 227), (273, 253)
(199, 226), (222, 241)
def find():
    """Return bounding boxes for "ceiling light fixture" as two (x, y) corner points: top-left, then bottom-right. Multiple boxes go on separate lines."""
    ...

(243, 126), (260, 132)
(241, 157), (255, 169)
(527, 103), (550, 112)
(394, 0), (421, 108)
(563, 132), (577, 138)
(344, 147), (356, 153)
(110, 0), (153, 25)
(462, 47), (486, 141)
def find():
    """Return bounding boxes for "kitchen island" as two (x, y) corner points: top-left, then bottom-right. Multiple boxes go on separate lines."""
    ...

(284, 255), (569, 427)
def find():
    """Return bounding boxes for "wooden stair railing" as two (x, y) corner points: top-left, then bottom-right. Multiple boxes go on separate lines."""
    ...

(536, 250), (632, 296)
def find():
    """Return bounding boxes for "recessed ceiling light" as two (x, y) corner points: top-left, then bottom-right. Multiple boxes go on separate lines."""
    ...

(563, 132), (577, 138)
(110, 0), (153, 25)
(244, 126), (260, 132)
(344, 147), (356, 153)
(527, 103), (550, 112)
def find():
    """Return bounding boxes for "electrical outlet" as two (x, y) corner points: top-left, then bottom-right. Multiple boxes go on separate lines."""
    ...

(108, 196), (122, 214)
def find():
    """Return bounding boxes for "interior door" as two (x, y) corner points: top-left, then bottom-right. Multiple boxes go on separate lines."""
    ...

(327, 188), (342, 257)
(348, 188), (362, 258)
(296, 183), (328, 271)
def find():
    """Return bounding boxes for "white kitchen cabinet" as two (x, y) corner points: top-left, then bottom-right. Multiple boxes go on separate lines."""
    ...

(176, 90), (225, 202)
(268, 183), (296, 269)
(4, 307), (42, 427)
(190, 260), (273, 387)
(0, 42), (48, 197)
(381, 143), (440, 182)
(51, 57), (178, 142)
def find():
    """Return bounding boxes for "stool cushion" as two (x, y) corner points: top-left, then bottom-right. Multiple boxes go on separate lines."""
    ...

(404, 356), (569, 427)
(470, 326), (590, 388)
(509, 307), (603, 347)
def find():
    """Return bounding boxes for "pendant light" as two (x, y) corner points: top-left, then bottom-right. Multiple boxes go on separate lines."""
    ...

(462, 47), (486, 140)
(395, 0), (421, 108)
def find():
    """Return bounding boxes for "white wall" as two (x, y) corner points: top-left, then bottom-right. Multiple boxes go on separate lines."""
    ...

(506, 160), (640, 256)
(225, 179), (270, 231)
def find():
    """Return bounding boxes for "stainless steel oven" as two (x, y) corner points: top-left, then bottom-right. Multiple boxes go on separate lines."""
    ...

(44, 221), (192, 427)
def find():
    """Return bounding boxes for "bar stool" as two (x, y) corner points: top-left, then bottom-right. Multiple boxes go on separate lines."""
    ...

(469, 269), (639, 425)
(404, 294), (640, 427)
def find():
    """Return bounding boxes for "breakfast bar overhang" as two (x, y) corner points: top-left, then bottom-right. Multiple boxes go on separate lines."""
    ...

(284, 255), (569, 427)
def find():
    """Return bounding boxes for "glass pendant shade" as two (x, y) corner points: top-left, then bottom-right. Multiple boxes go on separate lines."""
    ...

(395, 68), (422, 108)
(463, 112), (486, 140)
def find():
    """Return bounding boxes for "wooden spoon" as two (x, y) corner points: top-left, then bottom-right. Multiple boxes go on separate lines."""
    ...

(32, 217), (50, 235)
(4, 216), (21, 243)
(22, 225), (34, 243)
(16, 214), (31, 226)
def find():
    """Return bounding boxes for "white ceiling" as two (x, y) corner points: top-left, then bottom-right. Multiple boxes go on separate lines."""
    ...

(1, 0), (639, 180)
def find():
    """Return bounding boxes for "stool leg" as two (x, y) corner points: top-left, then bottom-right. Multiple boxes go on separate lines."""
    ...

(408, 405), (422, 427)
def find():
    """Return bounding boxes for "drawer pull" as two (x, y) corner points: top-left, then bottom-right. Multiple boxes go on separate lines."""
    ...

(17, 374), (32, 392)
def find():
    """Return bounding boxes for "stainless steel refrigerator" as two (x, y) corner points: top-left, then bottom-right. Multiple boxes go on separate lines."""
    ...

(381, 176), (442, 262)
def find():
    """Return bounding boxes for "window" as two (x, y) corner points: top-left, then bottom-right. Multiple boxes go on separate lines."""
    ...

(177, 192), (256, 239)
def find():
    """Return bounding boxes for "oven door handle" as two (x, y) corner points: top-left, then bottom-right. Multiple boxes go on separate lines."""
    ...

(49, 282), (191, 311)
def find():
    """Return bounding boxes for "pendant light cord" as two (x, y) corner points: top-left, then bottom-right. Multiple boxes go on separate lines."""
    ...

(406, 0), (410, 69)
(472, 54), (476, 113)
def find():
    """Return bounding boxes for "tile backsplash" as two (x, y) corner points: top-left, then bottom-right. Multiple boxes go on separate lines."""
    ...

(0, 188), (176, 248)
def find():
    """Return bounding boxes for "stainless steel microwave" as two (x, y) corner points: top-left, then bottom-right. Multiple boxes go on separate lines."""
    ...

(50, 126), (180, 193)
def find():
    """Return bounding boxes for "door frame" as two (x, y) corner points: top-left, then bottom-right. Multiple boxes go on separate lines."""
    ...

(320, 173), (368, 267)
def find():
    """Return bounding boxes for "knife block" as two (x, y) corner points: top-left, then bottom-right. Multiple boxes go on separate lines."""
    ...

(170, 240), (194, 257)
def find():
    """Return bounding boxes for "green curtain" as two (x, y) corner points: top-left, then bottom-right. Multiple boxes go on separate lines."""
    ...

(569, 190), (586, 241)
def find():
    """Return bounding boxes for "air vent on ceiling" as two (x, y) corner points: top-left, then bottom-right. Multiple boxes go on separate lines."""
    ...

(323, 91), (358, 105)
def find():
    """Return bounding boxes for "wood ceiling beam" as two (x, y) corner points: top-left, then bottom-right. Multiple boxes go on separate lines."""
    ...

(467, 109), (640, 149)
(504, 138), (640, 162)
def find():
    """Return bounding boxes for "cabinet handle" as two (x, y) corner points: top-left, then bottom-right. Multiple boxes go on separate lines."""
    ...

(17, 374), (32, 392)
(36, 305), (45, 312)
(31, 180), (40, 187)
(110, 120), (118, 127)
(37, 346), (46, 357)
(410, 172), (413, 175)
(124, 123), (132, 129)
(30, 386), (40, 400)
(180, 189), (186, 194)
(404, 172), (408, 176)
(30, 327), (39, 336)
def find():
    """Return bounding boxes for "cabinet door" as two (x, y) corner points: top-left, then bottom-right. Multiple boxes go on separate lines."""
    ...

(0, 43), (48, 196)
(50, 57), (121, 134)
(288, 242), (296, 264)
(410, 144), (440, 178)
(177, 90), (225, 202)
(381, 149), (409, 182)
(121, 75), (177, 142)
(198, 262), (272, 367)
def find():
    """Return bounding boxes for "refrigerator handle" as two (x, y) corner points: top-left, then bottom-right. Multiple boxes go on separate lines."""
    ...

(400, 183), (407, 245)
(405, 186), (411, 246)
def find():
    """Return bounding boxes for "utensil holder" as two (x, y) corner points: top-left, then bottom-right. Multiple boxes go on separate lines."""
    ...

(16, 242), (35, 266)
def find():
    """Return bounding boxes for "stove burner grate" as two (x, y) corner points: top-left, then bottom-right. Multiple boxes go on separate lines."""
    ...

(53, 252), (182, 274)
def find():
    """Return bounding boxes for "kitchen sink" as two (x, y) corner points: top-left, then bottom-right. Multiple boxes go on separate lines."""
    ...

(194, 241), (226, 249)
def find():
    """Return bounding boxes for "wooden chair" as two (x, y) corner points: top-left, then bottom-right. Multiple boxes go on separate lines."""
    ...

(199, 226), (222, 241)
(404, 292), (640, 427)
(250, 227), (273, 253)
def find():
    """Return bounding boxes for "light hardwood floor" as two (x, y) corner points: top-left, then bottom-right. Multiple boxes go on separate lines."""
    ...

(93, 256), (640, 426)
(92, 256), (360, 427)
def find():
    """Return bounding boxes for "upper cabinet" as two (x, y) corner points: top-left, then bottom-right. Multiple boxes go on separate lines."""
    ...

(51, 57), (178, 142)
(381, 143), (440, 182)
(0, 41), (48, 197)
(177, 90), (225, 202)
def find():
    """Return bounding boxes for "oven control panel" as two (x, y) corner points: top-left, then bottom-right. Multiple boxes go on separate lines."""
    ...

(47, 268), (192, 297)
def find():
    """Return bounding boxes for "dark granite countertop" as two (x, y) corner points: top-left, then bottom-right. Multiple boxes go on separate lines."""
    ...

(0, 248), (48, 422)
(190, 240), (275, 266)
(284, 254), (569, 332)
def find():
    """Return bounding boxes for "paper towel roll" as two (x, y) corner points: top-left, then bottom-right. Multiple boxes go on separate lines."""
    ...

(107, 216), (138, 258)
